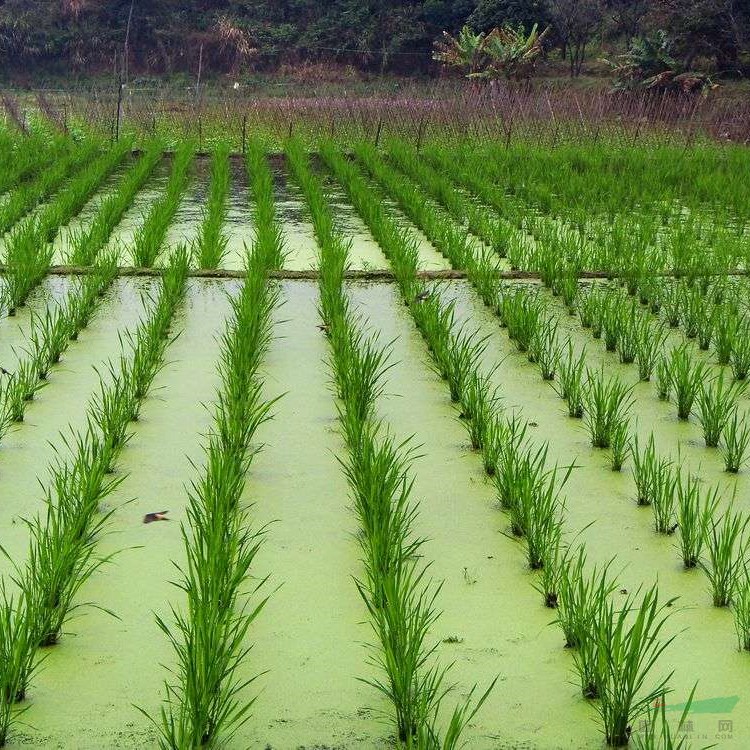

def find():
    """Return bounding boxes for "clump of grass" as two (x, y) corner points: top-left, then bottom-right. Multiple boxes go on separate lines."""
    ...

(595, 585), (679, 747)
(632, 433), (669, 506)
(654, 356), (671, 401)
(694, 372), (745, 447)
(617, 301), (640, 364)
(651, 461), (677, 535)
(610, 420), (631, 472)
(531, 316), (560, 381)
(502, 286), (545, 354)
(555, 340), (586, 418)
(676, 472), (719, 569)
(730, 321), (750, 380)
(635, 320), (666, 382)
(556, 548), (617, 700)
(721, 408), (750, 473)
(702, 507), (748, 607)
(666, 345), (707, 420)
(732, 567), (750, 651)
(714, 309), (738, 366)
(520, 462), (572, 571)
(459, 372), (500, 451)
(584, 369), (633, 449)
(630, 684), (708, 750)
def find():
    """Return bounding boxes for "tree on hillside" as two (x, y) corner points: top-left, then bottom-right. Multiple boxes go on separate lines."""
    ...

(648, 0), (746, 73)
(468, 0), (552, 34)
(548, 0), (603, 76)
(604, 0), (650, 47)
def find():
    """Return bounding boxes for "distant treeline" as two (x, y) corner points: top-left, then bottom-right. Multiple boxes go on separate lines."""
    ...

(0, 0), (748, 79)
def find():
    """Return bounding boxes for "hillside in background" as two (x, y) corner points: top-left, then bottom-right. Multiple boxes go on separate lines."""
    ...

(0, 0), (748, 82)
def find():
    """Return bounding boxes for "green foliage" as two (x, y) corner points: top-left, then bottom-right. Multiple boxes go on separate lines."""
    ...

(433, 23), (548, 80)
(607, 31), (716, 94)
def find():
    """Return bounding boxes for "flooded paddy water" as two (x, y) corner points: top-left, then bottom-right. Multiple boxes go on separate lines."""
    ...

(0, 139), (748, 750)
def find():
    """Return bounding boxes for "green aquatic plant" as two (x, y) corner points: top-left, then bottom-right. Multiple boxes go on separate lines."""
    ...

(666, 345), (707, 420)
(676, 472), (720, 569)
(194, 142), (230, 268)
(635, 319), (666, 382)
(555, 340), (586, 418)
(584, 370), (634, 449)
(702, 508), (748, 607)
(133, 141), (195, 267)
(631, 684), (711, 750)
(694, 372), (745, 448)
(729, 321), (750, 381)
(595, 585), (679, 747)
(721, 408), (750, 473)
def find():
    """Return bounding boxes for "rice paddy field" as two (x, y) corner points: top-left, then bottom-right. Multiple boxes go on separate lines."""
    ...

(1, 116), (750, 750)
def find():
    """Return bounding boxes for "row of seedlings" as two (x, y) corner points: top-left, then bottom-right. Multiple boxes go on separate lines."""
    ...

(425, 145), (750, 675)
(67, 140), (164, 266)
(147, 142), (284, 748)
(0, 250), (190, 746)
(286, 138), (496, 747)
(0, 144), (166, 439)
(362, 143), (750, 481)
(384, 139), (512, 256)
(322, 141), (691, 748)
(350, 142), (640, 474)
(631, 434), (750, 656)
(1, 137), (132, 315)
(245, 140), (285, 270)
(579, 281), (750, 473)
(132, 141), (196, 267)
(193, 141), (230, 268)
(0, 129), (71, 196)
(0, 136), (100, 234)
(435, 144), (750, 666)
(0, 252), (118, 441)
